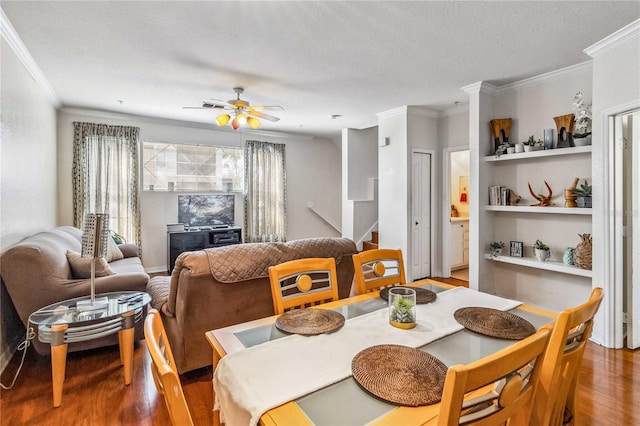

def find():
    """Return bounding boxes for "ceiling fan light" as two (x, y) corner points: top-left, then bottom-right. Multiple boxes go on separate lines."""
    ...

(216, 114), (230, 126)
(236, 113), (247, 124)
(247, 116), (261, 129)
(231, 118), (240, 130)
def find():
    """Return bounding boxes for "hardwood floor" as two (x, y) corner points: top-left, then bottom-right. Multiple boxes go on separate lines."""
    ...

(1, 335), (637, 425)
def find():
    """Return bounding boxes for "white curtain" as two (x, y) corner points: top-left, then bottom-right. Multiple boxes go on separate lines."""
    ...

(244, 140), (287, 242)
(72, 122), (141, 249)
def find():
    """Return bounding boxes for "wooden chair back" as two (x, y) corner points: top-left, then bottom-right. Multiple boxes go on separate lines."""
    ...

(437, 326), (551, 426)
(352, 248), (406, 295)
(268, 257), (340, 314)
(144, 309), (194, 426)
(531, 287), (604, 426)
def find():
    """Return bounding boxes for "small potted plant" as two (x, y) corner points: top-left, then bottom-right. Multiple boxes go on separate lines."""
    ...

(489, 241), (505, 258)
(572, 91), (592, 146)
(573, 180), (592, 208)
(533, 239), (550, 261)
(523, 135), (537, 152)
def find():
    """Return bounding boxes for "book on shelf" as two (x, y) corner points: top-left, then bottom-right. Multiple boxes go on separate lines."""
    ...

(488, 186), (512, 206)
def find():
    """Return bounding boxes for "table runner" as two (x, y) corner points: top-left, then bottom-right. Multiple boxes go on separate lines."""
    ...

(213, 287), (522, 425)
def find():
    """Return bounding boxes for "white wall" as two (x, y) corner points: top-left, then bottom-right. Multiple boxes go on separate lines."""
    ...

(483, 66), (594, 309)
(589, 22), (640, 347)
(377, 109), (408, 256)
(1, 38), (58, 370)
(0, 39), (58, 249)
(341, 127), (378, 247)
(57, 109), (342, 272)
(439, 109), (470, 149)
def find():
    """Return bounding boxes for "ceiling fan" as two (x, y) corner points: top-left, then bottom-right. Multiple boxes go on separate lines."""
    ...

(184, 87), (283, 130)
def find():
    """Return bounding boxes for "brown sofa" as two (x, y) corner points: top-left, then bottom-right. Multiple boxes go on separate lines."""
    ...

(146, 237), (357, 374)
(1, 226), (150, 355)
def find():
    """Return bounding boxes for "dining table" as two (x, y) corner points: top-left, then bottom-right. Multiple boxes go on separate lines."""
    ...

(205, 279), (556, 426)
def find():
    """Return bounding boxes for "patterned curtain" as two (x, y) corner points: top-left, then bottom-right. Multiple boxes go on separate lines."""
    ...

(72, 122), (141, 249)
(244, 140), (287, 242)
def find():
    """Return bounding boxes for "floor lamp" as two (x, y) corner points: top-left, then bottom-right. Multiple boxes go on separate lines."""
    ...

(81, 213), (109, 305)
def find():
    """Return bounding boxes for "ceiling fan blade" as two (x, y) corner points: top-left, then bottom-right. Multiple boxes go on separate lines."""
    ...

(251, 105), (285, 111)
(202, 101), (228, 109)
(249, 110), (280, 122)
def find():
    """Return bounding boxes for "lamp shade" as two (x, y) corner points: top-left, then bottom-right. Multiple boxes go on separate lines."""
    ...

(236, 113), (247, 124)
(81, 213), (109, 258)
(231, 118), (240, 130)
(247, 116), (261, 129)
(216, 114), (231, 126)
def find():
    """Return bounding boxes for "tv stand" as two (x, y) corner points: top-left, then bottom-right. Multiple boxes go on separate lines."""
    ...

(167, 226), (242, 273)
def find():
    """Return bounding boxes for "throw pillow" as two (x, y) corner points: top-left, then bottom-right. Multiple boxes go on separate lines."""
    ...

(66, 250), (115, 279)
(106, 236), (124, 262)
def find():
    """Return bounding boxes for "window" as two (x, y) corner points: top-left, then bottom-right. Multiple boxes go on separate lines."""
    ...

(143, 142), (243, 192)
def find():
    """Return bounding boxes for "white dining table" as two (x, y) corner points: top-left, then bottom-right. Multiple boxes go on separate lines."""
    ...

(205, 280), (556, 426)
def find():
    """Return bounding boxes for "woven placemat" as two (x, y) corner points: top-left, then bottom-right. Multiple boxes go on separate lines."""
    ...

(275, 309), (345, 335)
(351, 345), (447, 406)
(379, 286), (437, 304)
(454, 307), (535, 340)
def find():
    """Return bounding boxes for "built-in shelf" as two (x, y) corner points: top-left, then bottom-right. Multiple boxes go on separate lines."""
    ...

(484, 206), (592, 215)
(484, 145), (592, 162)
(485, 254), (593, 278)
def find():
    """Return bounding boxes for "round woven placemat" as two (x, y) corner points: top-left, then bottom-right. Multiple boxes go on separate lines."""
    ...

(351, 345), (447, 406)
(275, 309), (345, 335)
(454, 307), (535, 340)
(379, 286), (437, 304)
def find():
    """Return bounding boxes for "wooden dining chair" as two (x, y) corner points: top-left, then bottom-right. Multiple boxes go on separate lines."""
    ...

(531, 287), (604, 426)
(144, 309), (194, 426)
(268, 257), (340, 314)
(352, 248), (406, 295)
(436, 326), (551, 426)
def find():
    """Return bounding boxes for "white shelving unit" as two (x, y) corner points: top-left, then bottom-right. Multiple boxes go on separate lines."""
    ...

(484, 145), (592, 162)
(484, 206), (592, 215)
(484, 254), (592, 278)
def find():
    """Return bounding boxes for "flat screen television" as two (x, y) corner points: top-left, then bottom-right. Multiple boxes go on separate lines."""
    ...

(178, 195), (235, 228)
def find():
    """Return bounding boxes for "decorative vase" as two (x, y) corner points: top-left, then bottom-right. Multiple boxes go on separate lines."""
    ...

(388, 287), (416, 329)
(563, 247), (575, 265)
(573, 134), (592, 147)
(534, 248), (550, 262)
(515, 143), (524, 153)
(573, 234), (592, 270)
(506, 147), (515, 154)
(576, 196), (592, 208)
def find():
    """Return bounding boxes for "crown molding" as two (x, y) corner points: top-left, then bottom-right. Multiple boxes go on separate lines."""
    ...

(60, 107), (315, 141)
(376, 105), (439, 120)
(584, 19), (640, 58)
(496, 61), (593, 94)
(461, 81), (498, 96)
(1, 8), (61, 108)
(407, 106), (439, 118)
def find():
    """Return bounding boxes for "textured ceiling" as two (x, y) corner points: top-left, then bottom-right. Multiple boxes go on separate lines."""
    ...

(2, 1), (638, 138)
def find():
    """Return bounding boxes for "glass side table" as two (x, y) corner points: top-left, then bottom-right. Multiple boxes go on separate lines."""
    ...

(28, 291), (151, 407)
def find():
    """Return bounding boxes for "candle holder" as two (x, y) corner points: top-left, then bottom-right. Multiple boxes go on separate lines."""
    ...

(388, 287), (416, 329)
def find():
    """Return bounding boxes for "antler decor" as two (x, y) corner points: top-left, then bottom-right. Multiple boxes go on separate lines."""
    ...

(528, 180), (554, 206)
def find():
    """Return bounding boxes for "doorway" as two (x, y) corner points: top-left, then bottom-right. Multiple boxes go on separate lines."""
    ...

(445, 148), (470, 281)
(613, 109), (639, 349)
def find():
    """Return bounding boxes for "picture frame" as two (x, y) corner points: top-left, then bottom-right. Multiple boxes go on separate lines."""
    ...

(510, 241), (524, 257)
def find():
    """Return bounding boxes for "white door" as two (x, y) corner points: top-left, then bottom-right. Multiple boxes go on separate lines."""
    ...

(411, 151), (431, 280)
